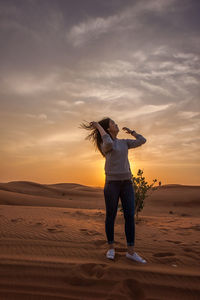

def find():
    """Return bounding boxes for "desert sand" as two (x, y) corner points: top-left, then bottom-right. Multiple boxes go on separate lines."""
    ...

(0, 181), (199, 299)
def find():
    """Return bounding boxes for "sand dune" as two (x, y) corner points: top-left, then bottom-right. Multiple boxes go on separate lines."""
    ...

(0, 181), (103, 198)
(0, 181), (199, 299)
(142, 184), (200, 218)
(0, 181), (199, 215)
(0, 181), (103, 209)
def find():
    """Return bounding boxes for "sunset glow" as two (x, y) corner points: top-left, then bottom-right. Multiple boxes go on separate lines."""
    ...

(1, 0), (200, 187)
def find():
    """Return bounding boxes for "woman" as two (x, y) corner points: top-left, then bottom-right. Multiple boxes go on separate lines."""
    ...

(80, 117), (147, 263)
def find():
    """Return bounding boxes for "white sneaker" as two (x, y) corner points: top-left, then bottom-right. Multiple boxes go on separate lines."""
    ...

(126, 252), (147, 264)
(106, 249), (115, 260)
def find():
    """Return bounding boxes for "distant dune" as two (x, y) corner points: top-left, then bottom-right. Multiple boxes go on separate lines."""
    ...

(154, 183), (200, 189)
(0, 181), (103, 209)
(0, 181), (102, 197)
(0, 181), (199, 216)
(0, 180), (200, 299)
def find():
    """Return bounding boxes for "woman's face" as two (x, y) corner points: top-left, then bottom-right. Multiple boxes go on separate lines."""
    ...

(108, 119), (119, 134)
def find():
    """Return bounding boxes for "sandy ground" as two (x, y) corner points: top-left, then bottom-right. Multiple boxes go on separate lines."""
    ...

(0, 181), (199, 300)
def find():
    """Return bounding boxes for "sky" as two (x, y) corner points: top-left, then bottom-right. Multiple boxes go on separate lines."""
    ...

(0, 0), (200, 187)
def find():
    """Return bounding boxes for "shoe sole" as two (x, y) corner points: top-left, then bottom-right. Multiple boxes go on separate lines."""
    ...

(126, 253), (147, 264)
(106, 256), (115, 260)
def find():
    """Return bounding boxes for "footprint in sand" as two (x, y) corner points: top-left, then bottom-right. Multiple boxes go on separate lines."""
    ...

(80, 229), (101, 236)
(88, 230), (101, 236)
(11, 218), (23, 222)
(95, 212), (104, 217)
(47, 228), (64, 233)
(55, 224), (64, 228)
(93, 239), (106, 246)
(122, 278), (145, 299)
(67, 275), (93, 287)
(35, 221), (45, 226)
(183, 247), (193, 252)
(180, 213), (191, 217)
(153, 252), (175, 257)
(79, 263), (107, 279)
(109, 278), (145, 300)
(166, 240), (181, 244)
(189, 225), (200, 231)
(75, 211), (86, 216)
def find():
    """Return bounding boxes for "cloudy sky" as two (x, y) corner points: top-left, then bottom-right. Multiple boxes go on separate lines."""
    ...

(0, 0), (200, 187)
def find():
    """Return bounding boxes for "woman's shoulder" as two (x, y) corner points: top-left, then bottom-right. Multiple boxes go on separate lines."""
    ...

(117, 138), (127, 143)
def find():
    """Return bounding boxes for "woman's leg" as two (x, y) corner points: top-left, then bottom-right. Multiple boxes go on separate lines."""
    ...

(119, 181), (135, 254)
(104, 181), (121, 248)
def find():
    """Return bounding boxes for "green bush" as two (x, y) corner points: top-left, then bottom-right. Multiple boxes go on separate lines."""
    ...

(118, 169), (161, 220)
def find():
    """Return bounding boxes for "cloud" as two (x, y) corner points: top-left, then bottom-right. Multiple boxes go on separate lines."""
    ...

(67, 15), (119, 47)
(173, 52), (199, 61)
(116, 103), (173, 121)
(71, 85), (142, 102)
(177, 111), (200, 119)
(2, 72), (61, 95)
(25, 113), (47, 120)
(135, 0), (177, 13)
(66, 0), (178, 47)
(24, 113), (56, 125)
(74, 100), (84, 105)
(140, 80), (172, 96)
(40, 131), (82, 144)
(63, 110), (80, 116)
(57, 100), (71, 107)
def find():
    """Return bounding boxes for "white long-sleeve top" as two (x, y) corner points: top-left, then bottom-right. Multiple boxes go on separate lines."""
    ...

(100, 132), (147, 182)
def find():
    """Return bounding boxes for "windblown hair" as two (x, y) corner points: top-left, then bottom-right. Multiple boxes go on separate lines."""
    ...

(79, 117), (113, 157)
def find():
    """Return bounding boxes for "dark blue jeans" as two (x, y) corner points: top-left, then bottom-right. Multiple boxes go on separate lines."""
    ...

(104, 179), (135, 246)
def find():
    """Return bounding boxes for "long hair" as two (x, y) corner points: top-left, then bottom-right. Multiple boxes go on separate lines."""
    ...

(79, 117), (113, 157)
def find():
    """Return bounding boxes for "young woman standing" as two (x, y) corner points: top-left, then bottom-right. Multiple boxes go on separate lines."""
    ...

(80, 117), (147, 263)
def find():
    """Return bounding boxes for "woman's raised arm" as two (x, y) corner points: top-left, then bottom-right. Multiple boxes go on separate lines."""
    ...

(122, 127), (146, 149)
(90, 121), (113, 153)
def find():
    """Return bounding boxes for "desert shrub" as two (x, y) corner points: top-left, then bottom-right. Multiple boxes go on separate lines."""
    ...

(118, 169), (161, 220)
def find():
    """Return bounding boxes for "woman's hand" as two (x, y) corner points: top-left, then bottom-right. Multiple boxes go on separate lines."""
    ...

(90, 121), (107, 137)
(90, 121), (100, 129)
(122, 127), (135, 134)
